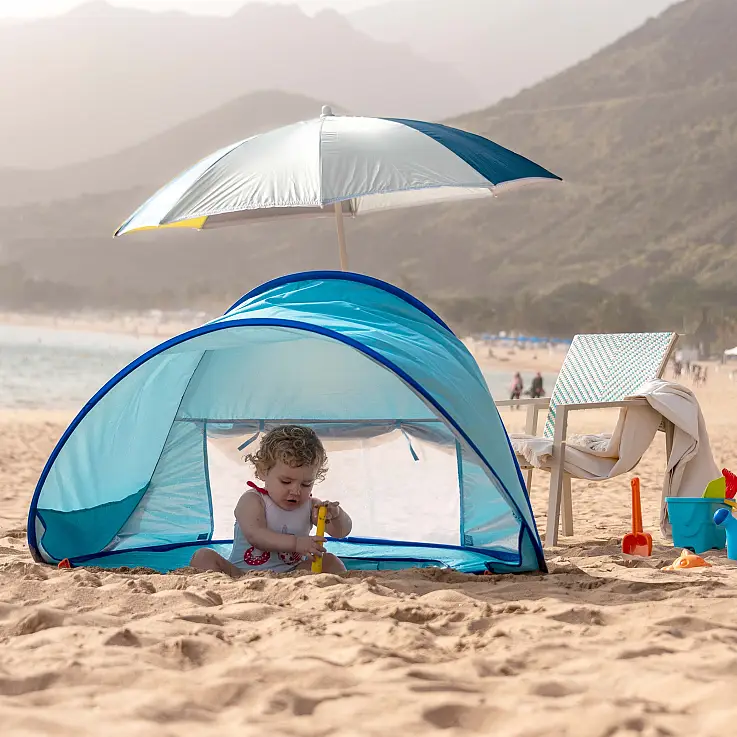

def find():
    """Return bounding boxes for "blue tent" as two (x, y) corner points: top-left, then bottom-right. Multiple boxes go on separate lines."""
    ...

(27, 272), (545, 574)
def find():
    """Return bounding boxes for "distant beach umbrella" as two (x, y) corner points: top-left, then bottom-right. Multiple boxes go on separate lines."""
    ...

(114, 106), (561, 270)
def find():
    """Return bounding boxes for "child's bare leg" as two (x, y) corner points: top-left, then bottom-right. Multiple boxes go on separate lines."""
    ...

(321, 553), (346, 573)
(190, 548), (244, 578)
(297, 553), (346, 574)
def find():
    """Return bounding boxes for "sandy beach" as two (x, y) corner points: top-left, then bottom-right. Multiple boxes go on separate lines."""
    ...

(2, 329), (737, 736)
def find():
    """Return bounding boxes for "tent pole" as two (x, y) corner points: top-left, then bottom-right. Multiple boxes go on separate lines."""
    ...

(334, 202), (349, 271)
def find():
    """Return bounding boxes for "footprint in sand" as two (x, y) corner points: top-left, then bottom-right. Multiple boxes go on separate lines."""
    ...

(530, 681), (584, 698)
(471, 657), (525, 678)
(153, 634), (229, 668)
(0, 672), (58, 696)
(262, 688), (325, 717)
(654, 615), (731, 634)
(388, 605), (439, 624)
(422, 703), (498, 731)
(71, 570), (102, 588)
(1, 561), (49, 580)
(548, 607), (605, 626)
(123, 578), (156, 594)
(9, 608), (65, 636)
(616, 645), (676, 660)
(103, 628), (141, 647)
(177, 613), (225, 626)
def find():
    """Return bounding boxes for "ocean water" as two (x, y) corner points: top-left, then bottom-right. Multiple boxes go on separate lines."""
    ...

(0, 325), (159, 411)
(0, 324), (556, 411)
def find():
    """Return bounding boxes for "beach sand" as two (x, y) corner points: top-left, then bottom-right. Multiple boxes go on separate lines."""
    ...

(2, 340), (737, 736)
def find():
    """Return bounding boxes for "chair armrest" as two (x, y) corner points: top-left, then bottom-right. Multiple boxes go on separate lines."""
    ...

(556, 398), (649, 412)
(495, 398), (551, 408)
(551, 398), (650, 450)
(497, 397), (550, 436)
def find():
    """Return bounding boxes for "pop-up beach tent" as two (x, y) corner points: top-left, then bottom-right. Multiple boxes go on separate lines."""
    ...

(27, 272), (545, 574)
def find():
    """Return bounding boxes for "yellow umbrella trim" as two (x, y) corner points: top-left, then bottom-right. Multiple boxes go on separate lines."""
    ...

(117, 216), (208, 235)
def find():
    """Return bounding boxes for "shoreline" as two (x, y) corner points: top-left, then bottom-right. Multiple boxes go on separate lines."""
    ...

(0, 309), (207, 340)
(1, 310), (568, 376)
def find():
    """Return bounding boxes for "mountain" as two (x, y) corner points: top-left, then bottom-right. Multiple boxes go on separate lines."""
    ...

(2, 0), (737, 331)
(0, 1), (478, 169)
(0, 90), (342, 206)
(348, 0), (679, 105)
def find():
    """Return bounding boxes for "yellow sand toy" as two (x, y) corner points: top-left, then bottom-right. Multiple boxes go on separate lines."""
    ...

(311, 505), (328, 573)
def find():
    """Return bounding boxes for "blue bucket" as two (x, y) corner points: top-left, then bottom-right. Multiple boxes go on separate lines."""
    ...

(666, 497), (729, 553)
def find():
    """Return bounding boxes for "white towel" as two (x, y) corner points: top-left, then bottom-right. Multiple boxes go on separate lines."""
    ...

(510, 379), (719, 536)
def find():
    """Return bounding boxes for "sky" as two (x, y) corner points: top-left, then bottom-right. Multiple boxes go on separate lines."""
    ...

(0, 0), (396, 18)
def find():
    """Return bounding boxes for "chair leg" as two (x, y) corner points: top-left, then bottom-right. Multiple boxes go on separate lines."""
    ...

(561, 474), (574, 536)
(546, 455), (565, 547)
(545, 406), (569, 548)
(525, 468), (534, 491)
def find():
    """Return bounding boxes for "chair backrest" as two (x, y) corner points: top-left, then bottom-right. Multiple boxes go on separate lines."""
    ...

(543, 332), (679, 438)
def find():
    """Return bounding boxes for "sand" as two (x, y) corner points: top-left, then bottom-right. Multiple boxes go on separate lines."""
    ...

(2, 337), (737, 736)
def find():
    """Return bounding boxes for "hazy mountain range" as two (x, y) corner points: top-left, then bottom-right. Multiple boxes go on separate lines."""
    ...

(0, 91), (345, 206)
(0, 1), (475, 168)
(348, 0), (679, 104)
(1, 0), (681, 169)
(1, 0), (735, 322)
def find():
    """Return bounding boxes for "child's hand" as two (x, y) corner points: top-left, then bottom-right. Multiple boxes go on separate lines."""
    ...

(294, 535), (326, 557)
(311, 499), (342, 525)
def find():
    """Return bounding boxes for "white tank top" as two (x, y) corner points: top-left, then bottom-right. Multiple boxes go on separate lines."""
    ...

(228, 487), (312, 572)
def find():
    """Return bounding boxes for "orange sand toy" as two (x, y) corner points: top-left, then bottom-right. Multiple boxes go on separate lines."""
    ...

(622, 477), (652, 556)
(662, 549), (712, 571)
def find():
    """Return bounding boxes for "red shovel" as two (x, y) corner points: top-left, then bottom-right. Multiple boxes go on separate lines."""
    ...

(622, 477), (652, 556)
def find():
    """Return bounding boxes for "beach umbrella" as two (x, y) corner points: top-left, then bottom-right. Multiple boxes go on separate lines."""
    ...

(114, 106), (561, 270)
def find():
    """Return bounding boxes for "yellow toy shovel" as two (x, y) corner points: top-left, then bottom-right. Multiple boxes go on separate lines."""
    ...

(311, 505), (328, 573)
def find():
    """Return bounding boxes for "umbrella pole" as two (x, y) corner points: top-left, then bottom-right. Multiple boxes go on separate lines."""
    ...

(334, 202), (349, 271)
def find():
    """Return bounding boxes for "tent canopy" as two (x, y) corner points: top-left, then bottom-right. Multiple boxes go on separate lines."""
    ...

(28, 272), (545, 574)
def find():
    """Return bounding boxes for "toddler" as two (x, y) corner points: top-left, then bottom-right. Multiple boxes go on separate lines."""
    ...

(190, 425), (351, 576)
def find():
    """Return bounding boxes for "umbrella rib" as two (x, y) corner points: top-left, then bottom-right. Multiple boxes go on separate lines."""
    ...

(159, 137), (251, 227)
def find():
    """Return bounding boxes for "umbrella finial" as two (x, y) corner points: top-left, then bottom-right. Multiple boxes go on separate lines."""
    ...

(321, 105), (334, 118)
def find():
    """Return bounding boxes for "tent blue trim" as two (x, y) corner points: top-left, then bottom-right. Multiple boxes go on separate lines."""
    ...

(386, 118), (562, 187)
(223, 270), (454, 334)
(63, 535), (519, 569)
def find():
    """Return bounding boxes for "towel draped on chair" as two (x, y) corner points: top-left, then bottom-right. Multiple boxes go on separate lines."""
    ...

(510, 379), (719, 536)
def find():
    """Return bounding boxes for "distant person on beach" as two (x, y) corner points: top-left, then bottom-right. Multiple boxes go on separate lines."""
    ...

(510, 372), (524, 407)
(190, 425), (352, 577)
(530, 372), (545, 398)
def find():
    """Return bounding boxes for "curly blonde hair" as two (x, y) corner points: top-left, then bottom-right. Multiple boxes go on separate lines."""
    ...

(246, 425), (328, 481)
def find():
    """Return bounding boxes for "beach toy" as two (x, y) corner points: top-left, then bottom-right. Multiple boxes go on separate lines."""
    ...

(311, 505), (328, 573)
(702, 476), (726, 499)
(622, 477), (652, 556)
(713, 508), (737, 561)
(665, 496), (728, 553)
(57, 558), (72, 569)
(702, 469), (737, 500)
(723, 468), (737, 499)
(662, 549), (712, 571)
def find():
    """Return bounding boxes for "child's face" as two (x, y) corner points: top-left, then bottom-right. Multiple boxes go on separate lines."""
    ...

(261, 460), (318, 511)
